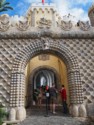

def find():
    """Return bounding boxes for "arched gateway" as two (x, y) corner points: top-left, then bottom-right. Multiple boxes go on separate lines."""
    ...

(27, 66), (61, 107)
(10, 38), (86, 120)
(0, 1), (94, 122)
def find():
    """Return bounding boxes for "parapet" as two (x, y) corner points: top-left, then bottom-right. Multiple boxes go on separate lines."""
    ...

(26, 3), (57, 16)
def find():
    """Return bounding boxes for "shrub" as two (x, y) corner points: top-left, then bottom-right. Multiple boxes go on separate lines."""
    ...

(0, 106), (8, 125)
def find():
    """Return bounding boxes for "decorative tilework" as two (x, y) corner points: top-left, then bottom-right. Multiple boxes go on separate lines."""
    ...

(0, 38), (93, 107)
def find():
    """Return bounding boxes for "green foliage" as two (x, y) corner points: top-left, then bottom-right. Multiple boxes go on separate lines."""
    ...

(0, 0), (13, 12)
(0, 106), (8, 125)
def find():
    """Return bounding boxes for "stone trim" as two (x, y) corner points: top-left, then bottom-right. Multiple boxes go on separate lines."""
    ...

(0, 28), (94, 39)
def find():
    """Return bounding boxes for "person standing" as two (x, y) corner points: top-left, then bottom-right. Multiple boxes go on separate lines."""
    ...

(33, 89), (38, 105)
(49, 83), (57, 114)
(38, 87), (43, 106)
(60, 85), (67, 114)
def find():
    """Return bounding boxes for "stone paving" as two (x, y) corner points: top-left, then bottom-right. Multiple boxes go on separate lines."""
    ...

(18, 116), (92, 125)
(18, 109), (93, 125)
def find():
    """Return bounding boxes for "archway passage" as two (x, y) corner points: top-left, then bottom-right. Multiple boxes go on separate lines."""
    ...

(25, 54), (69, 108)
(10, 38), (84, 118)
(33, 69), (57, 89)
(29, 68), (58, 107)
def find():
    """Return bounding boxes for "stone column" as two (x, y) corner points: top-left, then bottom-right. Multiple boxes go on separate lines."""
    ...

(31, 10), (36, 27)
(68, 70), (83, 104)
(68, 70), (87, 117)
(10, 72), (26, 120)
(16, 107), (26, 121)
(10, 72), (25, 107)
(52, 10), (56, 27)
(70, 104), (87, 117)
(9, 108), (16, 121)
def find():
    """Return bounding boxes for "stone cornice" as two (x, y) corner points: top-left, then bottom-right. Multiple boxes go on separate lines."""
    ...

(0, 27), (94, 39)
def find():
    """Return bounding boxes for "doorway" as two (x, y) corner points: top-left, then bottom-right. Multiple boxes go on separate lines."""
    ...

(31, 68), (58, 106)
(24, 54), (69, 108)
(33, 69), (57, 89)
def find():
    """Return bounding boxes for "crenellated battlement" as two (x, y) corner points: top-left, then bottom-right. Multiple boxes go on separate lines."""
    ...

(26, 3), (57, 16)
(0, 3), (94, 31)
(29, 3), (56, 10)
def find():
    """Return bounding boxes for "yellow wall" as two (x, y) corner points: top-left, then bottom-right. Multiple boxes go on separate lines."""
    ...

(25, 54), (70, 106)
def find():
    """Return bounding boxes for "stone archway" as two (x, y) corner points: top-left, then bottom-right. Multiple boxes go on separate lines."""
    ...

(29, 66), (61, 87)
(10, 38), (86, 120)
(26, 66), (61, 107)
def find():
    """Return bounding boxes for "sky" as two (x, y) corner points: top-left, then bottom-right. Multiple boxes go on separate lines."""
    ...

(1, 0), (94, 21)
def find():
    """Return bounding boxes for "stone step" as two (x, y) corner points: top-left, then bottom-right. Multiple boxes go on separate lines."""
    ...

(28, 105), (64, 110)
(26, 106), (67, 116)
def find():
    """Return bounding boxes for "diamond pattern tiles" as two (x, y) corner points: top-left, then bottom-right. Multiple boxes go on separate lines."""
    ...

(0, 39), (29, 106)
(62, 39), (94, 103)
(0, 38), (94, 106)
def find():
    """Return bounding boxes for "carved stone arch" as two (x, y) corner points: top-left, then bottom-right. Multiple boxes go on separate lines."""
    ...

(29, 66), (60, 84)
(12, 39), (79, 72)
(29, 66), (61, 87)
(26, 66), (61, 106)
(10, 38), (85, 118)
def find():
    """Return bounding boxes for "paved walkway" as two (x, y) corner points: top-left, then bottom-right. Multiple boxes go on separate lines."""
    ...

(18, 107), (93, 125)
(18, 116), (92, 125)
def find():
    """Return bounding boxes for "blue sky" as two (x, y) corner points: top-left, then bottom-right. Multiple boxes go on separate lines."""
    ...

(1, 0), (94, 21)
